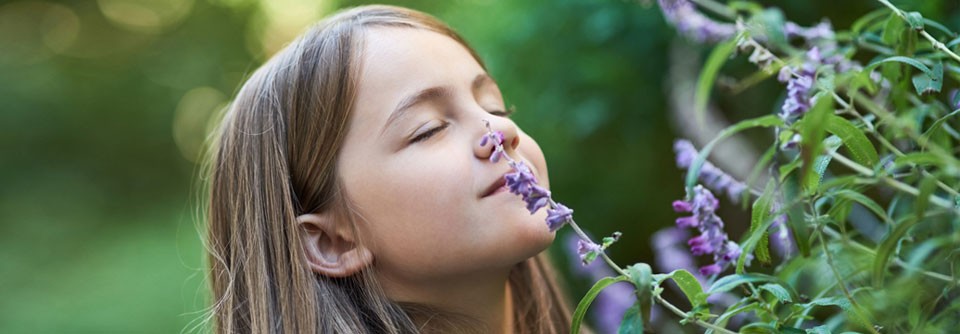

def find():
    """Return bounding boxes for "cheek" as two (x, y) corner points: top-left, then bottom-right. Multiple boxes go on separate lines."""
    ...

(518, 130), (549, 189)
(347, 152), (483, 272)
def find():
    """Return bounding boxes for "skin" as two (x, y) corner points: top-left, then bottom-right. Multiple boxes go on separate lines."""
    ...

(298, 26), (555, 333)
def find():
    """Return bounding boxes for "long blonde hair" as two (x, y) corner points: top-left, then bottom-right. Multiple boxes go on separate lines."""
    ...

(201, 5), (573, 333)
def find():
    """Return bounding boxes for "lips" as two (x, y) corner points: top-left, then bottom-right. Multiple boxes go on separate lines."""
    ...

(480, 171), (510, 198)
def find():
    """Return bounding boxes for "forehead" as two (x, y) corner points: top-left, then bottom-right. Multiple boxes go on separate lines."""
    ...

(352, 26), (485, 119)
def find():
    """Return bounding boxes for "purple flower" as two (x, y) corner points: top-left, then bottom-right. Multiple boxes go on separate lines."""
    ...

(784, 20), (835, 41)
(577, 240), (602, 265)
(673, 185), (750, 276)
(675, 216), (697, 228)
(777, 65), (793, 82)
(672, 200), (693, 212)
(524, 185), (551, 214)
(699, 263), (722, 276)
(481, 121), (572, 231)
(769, 200), (794, 258)
(546, 203), (574, 232)
(658, 0), (735, 43)
(780, 69), (814, 121)
(505, 161), (537, 197)
(479, 130), (504, 147)
(674, 139), (748, 202)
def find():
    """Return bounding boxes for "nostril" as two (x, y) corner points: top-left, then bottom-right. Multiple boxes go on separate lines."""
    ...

(511, 136), (519, 148)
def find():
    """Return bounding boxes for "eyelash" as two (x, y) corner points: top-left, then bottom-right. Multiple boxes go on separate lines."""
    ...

(409, 106), (515, 143)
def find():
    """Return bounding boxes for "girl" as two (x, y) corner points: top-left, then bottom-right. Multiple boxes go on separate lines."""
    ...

(203, 4), (576, 333)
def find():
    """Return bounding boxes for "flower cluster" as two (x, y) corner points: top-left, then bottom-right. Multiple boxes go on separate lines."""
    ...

(673, 185), (749, 276)
(657, 0), (735, 43)
(777, 47), (819, 122)
(480, 121), (574, 232)
(674, 139), (747, 202)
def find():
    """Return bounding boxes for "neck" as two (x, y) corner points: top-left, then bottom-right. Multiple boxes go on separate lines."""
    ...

(379, 267), (516, 334)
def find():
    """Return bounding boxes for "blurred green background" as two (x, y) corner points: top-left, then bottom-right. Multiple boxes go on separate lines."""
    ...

(1, 0), (957, 332)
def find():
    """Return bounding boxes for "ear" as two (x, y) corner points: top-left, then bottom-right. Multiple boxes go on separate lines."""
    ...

(296, 212), (374, 277)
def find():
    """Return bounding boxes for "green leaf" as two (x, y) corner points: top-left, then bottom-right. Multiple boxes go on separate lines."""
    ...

(800, 296), (853, 312)
(863, 56), (937, 79)
(882, 13), (904, 45)
(851, 8), (889, 35)
(779, 157), (802, 183)
(618, 302), (644, 334)
(916, 177), (937, 220)
(906, 12), (924, 31)
(804, 136), (842, 194)
(824, 115), (879, 167)
(708, 274), (799, 302)
(911, 60), (943, 96)
(626, 263), (653, 326)
(759, 283), (794, 303)
(707, 302), (761, 334)
(571, 275), (630, 334)
(741, 323), (779, 334)
(657, 269), (708, 317)
(695, 37), (739, 126)
(686, 115), (784, 192)
(749, 180), (777, 266)
(873, 215), (919, 287)
(799, 93), (834, 182)
(831, 189), (894, 225)
(781, 174), (811, 257)
(893, 152), (942, 167)
(806, 325), (833, 334)
(920, 109), (960, 147)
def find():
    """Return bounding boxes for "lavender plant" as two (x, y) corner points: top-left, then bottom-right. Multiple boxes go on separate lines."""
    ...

(487, 0), (960, 332)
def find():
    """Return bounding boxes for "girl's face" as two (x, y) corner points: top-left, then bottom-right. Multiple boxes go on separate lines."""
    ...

(337, 27), (554, 288)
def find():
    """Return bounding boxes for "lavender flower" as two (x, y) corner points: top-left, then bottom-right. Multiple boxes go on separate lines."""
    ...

(658, 0), (735, 43)
(777, 47), (823, 122)
(546, 203), (573, 232)
(480, 120), (572, 230)
(577, 240), (602, 265)
(769, 200), (794, 258)
(673, 185), (750, 276)
(673, 139), (748, 202)
(784, 20), (835, 41)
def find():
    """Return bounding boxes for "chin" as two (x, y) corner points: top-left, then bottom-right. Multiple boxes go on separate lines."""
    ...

(509, 209), (557, 261)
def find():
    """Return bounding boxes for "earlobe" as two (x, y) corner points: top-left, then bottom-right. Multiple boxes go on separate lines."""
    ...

(296, 213), (374, 277)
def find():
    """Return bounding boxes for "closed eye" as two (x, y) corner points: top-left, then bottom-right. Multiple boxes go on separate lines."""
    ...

(489, 105), (515, 117)
(410, 122), (449, 143)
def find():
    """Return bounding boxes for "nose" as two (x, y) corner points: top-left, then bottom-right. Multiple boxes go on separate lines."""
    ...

(474, 118), (520, 162)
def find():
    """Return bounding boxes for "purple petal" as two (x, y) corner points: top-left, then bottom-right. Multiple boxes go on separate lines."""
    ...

(675, 216), (698, 228)
(699, 263), (722, 276)
(672, 200), (693, 212)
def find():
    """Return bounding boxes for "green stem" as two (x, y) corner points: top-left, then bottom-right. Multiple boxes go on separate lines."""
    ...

(566, 219), (743, 334)
(827, 151), (958, 212)
(876, 0), (960, 63)
(821, 226), (957, 283)
(654, 294), (741, 334)
(816, 230), (881, 334)
(838, 94), (960, 198)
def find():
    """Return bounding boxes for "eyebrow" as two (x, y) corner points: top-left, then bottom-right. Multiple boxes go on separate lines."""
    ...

(379, 73), (496, 136)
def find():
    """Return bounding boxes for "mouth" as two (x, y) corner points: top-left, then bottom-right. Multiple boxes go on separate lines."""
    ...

(480, 172), (510, 198)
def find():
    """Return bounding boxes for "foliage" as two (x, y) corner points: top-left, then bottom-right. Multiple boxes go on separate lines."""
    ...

(555, 0), (960, 333)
